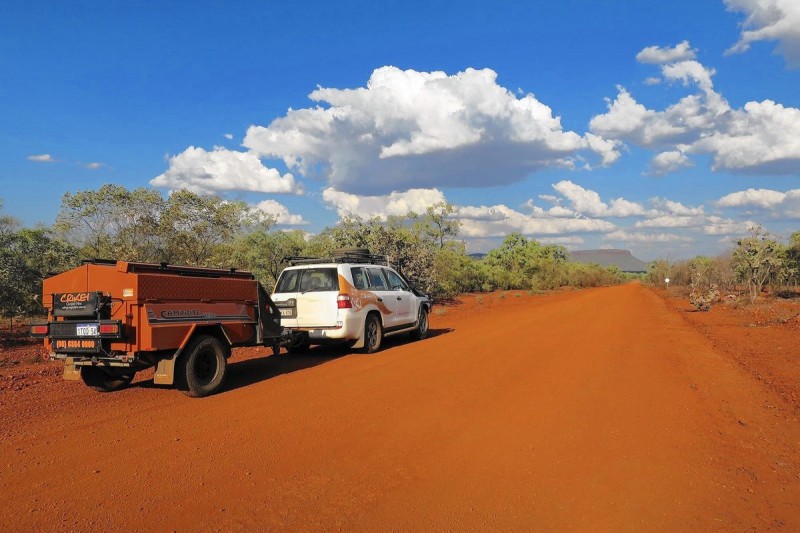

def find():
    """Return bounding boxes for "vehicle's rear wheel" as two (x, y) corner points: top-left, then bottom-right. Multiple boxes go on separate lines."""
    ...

(81, 366), (135, 392)
(412, 306), (429, 340)
(286, 332), (311, 354)
(176, 335), (228, 398)
(362, 314), (383, 354)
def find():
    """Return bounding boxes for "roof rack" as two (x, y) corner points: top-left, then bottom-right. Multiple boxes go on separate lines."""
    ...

(80, 258), (118, 266)
(284, 252), (389, 267)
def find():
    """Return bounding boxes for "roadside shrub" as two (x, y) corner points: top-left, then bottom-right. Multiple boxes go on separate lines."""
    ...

(566, 262), (625, 288)
(687, 257), (720, 311)
(733, 226), (787, 302)
(689, 283), (719, 311)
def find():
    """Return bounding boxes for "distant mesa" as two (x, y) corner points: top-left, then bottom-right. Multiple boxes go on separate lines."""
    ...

(569, 249), (647, 273)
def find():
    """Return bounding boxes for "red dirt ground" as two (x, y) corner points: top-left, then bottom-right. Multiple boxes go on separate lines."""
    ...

(1, 283), (799, 531)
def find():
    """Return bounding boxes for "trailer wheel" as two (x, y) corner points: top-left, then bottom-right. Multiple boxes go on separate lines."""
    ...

(176, 335), (228, 398)
(411, 306), (429, 340)
(362, 313), (383, 354)
(81, 366), (135, 393)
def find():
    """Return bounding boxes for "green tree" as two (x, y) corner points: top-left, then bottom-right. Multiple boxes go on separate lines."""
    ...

(733, 226), (787, 302)
(483, 233), (568, 290)
(159, 190), (249, 267)
(412, 202), (461, 249)
(646, 259), (672, 287)
(0, 228), (78, 328)
(231, 223), (307, 289)
(0, 199), (19, 234)
(786, 230), (800, 287)
(54, 184), (163, 260)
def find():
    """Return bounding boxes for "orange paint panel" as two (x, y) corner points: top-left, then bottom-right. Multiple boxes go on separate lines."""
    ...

(338, 275), (393, 315)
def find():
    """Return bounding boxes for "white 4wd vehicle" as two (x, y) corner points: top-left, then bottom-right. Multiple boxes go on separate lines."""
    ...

(272, 251), (431, 353)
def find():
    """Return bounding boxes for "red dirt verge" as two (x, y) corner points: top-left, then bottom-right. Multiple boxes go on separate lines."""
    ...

(1, 283), (799, 531)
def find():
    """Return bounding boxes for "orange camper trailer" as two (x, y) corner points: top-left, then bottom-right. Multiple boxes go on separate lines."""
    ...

(31, 260), (284, 397)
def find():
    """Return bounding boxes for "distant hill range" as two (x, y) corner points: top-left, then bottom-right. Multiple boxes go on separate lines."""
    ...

(569, 249), (648, 273)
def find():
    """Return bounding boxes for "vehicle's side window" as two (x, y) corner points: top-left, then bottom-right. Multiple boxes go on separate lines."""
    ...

(366, 268), (388, 290)
(351, 267), (369, 290)
(384, 269), (408, 291)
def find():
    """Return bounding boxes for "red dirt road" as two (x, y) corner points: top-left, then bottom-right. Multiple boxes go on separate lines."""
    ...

(2, 283), (799, 531)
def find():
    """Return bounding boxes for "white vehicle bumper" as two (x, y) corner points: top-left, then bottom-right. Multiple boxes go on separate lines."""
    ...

(293, 313), (363, 341)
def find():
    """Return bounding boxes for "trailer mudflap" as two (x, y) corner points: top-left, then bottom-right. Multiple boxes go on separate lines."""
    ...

(63, 358), (81, 381)
(154, 357), (176, 385)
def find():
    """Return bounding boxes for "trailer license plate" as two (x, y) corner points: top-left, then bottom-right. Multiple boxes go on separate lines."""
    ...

(280, 308), (293, 317)
(76, 324), (98, 336)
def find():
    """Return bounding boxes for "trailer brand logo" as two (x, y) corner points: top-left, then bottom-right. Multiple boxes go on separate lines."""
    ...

(53, 292), (99, 317)
(161, 309), (209, 319)
(60, 292), (91, 303)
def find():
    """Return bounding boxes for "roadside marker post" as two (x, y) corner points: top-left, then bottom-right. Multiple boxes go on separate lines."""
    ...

(665, 277), (670, 290)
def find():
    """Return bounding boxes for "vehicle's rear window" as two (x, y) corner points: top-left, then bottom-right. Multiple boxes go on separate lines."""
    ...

(276, 268), (338, 293)
(351, 267), (369, 290)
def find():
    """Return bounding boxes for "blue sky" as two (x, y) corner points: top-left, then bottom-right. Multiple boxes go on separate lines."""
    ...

(2, 0), (799, 260)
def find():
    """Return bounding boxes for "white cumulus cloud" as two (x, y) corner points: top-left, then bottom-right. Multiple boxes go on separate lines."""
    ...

(27, 154), (56, 163)
(151, 146), (301, 195)
(458, 204), (615, 238)
(648, 151), (693, 176)
(604, 230), (692, 243)
(252, 199), (307, 225)
(648, 198), (705, 216)
(636, 40), (697, 64)
(322, 187), (446, 219)
(703, 217), (759, 235)
(688, 100), (800, 173)
(661, 60), (716, 92)
(634, 215), (709, 228)
(716, 187), (800, 217)
(591, 55), (800, 175)
(243, 66), (620, 194)
(725, 0), (800, 67)
(717, 188), (788, 208)
(549, 180), (647, 217)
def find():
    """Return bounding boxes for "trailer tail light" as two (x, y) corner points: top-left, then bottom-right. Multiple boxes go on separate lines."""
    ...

(337, 294), (352, 309)
(99, 323), (119, 335)
(30, 324), (49, 336)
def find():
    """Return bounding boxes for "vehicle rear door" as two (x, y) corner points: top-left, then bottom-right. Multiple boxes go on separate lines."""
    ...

(365, 267), (398, 327)
(273, 267), (339, 328)
(384, 268), (414, 326)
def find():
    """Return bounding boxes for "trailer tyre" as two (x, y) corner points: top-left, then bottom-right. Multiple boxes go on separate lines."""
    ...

(81, 366), (135, 393)
(176, 335), (228, 398)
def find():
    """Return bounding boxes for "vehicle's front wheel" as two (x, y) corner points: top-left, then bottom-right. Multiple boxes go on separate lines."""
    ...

(362, 314), (383, 354)
(412, 306), (429, 340)
(81, 366), (135, 392)
(176, 335), (228, 398)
